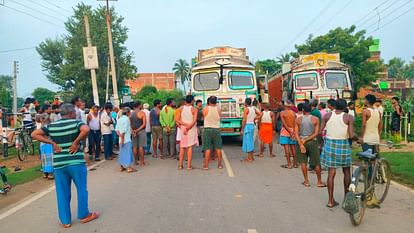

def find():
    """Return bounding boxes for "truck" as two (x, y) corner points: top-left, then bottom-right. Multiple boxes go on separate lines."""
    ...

(191, 46), (263, 136)
(268, 52), (354, 108)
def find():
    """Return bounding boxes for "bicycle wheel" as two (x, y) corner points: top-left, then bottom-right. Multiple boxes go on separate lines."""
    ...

(24, 134), (35, 155)
(16, 135), (26, 162)
(374, 159), (392, 204)
(349, 168), (368, 226)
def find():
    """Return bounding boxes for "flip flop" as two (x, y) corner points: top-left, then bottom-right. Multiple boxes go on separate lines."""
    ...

(127, 168), (137, 173)
(301, 182), (311, 187)
(280, 164), (292, 169)
(293, 164), (298, 168)
(317, 183), (327, 188)
(203, 167), (209, 170)
(178, 166), (183, 170)
(241, 159), (254, 163)
(80, 212), (100, 224)
(187, 166), (193, 170)
(326, 201), (339, 208)
(61, 223), (72, 228)
(218, 165), (223, 169)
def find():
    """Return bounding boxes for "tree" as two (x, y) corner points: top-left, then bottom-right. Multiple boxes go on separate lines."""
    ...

(172, 59), (190, 93)
(132, 86), (183, 108)
(403, 57), (414, 79)
(32, 87), (56, 105)
(0, 75), (13, 108)
(37, 3), (137, 106)
(276, 53), (291, 64)
(387, 57), (406, 79)
(294, 26), (384, 90)
(255, 59), (281, 75)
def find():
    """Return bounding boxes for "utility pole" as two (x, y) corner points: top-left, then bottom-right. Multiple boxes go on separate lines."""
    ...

(13, 61), (18, 127)
(84, 15), (100, 106)
(105, 54), (110, 102)
(99, 0), (119, 106)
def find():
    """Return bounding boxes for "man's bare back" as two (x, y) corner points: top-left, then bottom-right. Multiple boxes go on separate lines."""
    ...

(281, 109), (296, 128)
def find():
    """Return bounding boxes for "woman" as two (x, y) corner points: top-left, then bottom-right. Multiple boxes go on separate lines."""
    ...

(391, 97), (403, 135)
(116, 107), (136, 173)
(37, 113), (54, 179)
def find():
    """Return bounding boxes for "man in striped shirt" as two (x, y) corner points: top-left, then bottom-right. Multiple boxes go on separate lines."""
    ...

(32, 103), (99, 228)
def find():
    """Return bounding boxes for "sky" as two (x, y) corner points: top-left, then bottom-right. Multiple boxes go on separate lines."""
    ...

(1, 0), (414, 97)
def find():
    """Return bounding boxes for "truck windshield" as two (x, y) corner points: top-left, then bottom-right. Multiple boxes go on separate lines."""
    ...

(326, 72), (347, 89)
(194, 72), (220, 91)
(229, 71), (254, 89)
(295, 73), (318, 90)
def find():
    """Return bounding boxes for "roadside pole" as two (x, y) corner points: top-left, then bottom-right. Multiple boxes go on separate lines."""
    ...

(83, 16), (100, 106)
(13, 61), (18, 127)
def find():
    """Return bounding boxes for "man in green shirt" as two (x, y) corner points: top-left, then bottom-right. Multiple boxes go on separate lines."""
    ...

(160, 98), (176, 159)
(309, 99), (322, 171)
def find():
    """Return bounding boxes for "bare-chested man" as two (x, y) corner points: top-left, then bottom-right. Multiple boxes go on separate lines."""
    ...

(279, 100), (297, 169)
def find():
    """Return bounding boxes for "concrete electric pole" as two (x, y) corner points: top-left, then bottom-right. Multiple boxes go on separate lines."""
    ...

(99, 0), (119, 106)
(13, 60), (18, 127)
(84, 15), (100, 106)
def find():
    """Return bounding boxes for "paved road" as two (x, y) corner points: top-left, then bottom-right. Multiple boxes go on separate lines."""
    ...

(0, 140), (413, 233)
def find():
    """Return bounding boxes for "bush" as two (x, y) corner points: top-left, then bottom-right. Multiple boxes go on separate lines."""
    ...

(132, 86), (184, 108)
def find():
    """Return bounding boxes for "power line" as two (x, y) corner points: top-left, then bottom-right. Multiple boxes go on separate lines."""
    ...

(41, 0), (72, 14)
(363, 0), (413, 31)
(27, 0), (69, 18)
(368, 4), (414, 34)
(277, 0), (337, 55)
(8, 0), (65, 23)
(314, 0), (353, 34)
(0, 4), (62, 28)
(353, 0), (391, 25)
(0, 46), (36, 54)
(357, 0), (401, 28)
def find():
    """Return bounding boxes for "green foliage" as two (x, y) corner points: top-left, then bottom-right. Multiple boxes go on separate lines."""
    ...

(276, 53), (291, 64)
(381, 152), (414, 185)
(32, 87), (56, 105)
(387, 56), (414, 79)
(0, 75), (13, 108)
(132, 86), (183, 108)
(255, 59), (281, 75)
(294, 26), (384, 90)
(172, 59), (190, 93)
(37, 3), (137, 106)
(4, 165), (42, 186)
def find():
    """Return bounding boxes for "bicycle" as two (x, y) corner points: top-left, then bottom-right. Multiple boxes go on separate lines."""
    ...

(343, 142), (393, 226)
(14, 126), (35, 161)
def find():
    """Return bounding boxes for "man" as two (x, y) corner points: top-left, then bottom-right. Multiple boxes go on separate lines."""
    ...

(160, 98), (176, 159)
(20, 100), (33, 129)
(111, 106), (119, 150)
(310, 99), (322, 123)
(279, 100), (297, 168)
(361, 94), (382, 208)
(347, 102), (356, 117)
(318, 102), (327, 118)
(320, 99), (355, 208)
(196, 100), (204, 146)
(142, 103), (152, 155)
(130, 101), (147, 166)
(202, 96), (223, 170)
(31, 104), (99, 228)
(375, 99), (384, 117)
(116, 107), (136, 173)
(294, 103), (325, 187)
(87, 106), (101, 161)
(71, 97), (83, 121)
(175, 95), (198, 170)
(50, 105), (62, 123)
(100, 103), (114, 160)
(327, 99), (335, 112)
(241, 98), (261, 162)
(258, 104), (275, 157)
(150, 99), (163, 158)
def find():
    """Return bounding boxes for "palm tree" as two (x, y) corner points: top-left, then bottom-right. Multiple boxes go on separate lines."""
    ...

(172, 59), (190, 93)
(276, 53), (291, 64)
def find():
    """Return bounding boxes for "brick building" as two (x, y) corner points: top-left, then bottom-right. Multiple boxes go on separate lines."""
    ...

(125, 73), (176, 95)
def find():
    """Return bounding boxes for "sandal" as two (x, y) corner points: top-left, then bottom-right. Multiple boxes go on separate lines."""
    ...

(61, 223), (72, 228)
(127, 168), (137, 173)
(317, 183), (327, 188)
(301, 182), (311, 187)
(280, 164), (292, 169)
(187, 166), (193, 170)
(326, 201), (339, 208)
(203, 167), (209, 170)
(80, 212), (100, 224)
(218, 165), (223, 169)
(293, 164), (298, 168)
(119, 167), (127, 172)
(178, 166), (183, 170)
(48, 175), (54, 180)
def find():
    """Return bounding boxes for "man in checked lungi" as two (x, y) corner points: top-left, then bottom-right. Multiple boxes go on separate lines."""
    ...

(320, 99), (356, 208)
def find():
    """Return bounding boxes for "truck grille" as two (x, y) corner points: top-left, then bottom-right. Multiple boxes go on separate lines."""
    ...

(218, 101), (238, 118)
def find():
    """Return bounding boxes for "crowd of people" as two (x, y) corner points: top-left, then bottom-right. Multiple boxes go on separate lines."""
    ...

(0, 92), (404, 227)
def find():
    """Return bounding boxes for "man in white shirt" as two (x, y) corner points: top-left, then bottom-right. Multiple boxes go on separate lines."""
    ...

(101, 103), (114, 160)
(143, 103), (151, 155)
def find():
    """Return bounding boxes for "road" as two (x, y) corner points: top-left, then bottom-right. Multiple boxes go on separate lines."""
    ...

(0, 139), (413, 233)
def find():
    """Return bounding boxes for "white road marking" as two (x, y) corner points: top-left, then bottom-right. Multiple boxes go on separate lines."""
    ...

(247, 229), (258, 233)
(222, 150), (234, 178)
(0, 160), (106, 221)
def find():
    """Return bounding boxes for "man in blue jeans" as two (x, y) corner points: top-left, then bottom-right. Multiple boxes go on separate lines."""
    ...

(32, 103), (99, 228)
(101, 103), (114, 160)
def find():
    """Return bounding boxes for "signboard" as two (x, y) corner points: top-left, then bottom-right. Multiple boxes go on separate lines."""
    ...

(198, 47), (246, 61)
(379, 81), (389, 89)
(83, 46), (99, 69)
(300, 53), (340, 66)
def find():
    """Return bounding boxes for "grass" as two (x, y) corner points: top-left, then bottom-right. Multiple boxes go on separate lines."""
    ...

(352, 148), (414, 186)
(4, 165), (42, 186)
(0, 141), (40, 161)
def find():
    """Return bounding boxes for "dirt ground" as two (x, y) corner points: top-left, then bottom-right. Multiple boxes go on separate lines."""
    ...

(1, 155), (41, 172)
